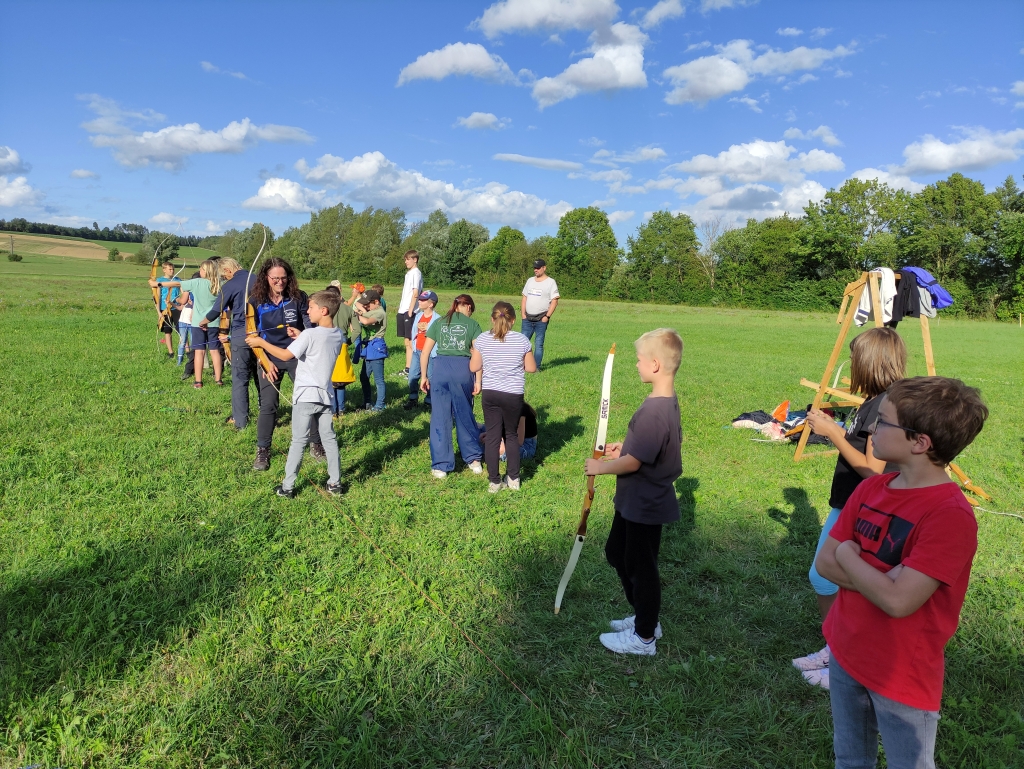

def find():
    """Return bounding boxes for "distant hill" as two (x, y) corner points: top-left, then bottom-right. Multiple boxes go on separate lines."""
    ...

(1, 231), (219, 261)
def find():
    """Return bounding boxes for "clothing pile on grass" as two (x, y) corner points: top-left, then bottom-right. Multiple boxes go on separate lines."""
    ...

(730, 400), (837, 445)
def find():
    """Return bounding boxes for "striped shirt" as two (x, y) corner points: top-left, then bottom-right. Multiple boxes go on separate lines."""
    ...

(475, 330), (532, 394)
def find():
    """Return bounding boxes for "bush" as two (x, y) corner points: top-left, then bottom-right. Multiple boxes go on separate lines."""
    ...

(7, 252), (22, 262)
(107, 247), (120, 261)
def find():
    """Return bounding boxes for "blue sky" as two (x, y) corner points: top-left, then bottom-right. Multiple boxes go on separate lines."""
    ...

(1, 0), (1022, 243)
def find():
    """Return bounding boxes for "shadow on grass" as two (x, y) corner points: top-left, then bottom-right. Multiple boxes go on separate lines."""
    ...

(767, 487), (822, 550)
(538, 355), (590, 370)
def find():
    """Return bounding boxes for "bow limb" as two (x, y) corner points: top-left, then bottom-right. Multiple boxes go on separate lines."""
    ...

(148, 232), (175, 333)
(554, 343), (615, 614)
(242, 225), (276, 379)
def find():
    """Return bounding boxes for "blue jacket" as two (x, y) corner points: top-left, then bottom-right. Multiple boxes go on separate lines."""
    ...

(204, 269), (251, 334)
(253, 292), (313, 353)
(902, 266), (954, 310)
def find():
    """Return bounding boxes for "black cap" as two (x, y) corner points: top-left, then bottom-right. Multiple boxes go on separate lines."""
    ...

(358, 289), (381, 305)
(533, 259), (547, 269)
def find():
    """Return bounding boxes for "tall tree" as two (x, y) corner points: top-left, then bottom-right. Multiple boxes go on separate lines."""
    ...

(622, 211), (699, 300)
(231, 223), (276, 265)
(549, 207), (619, 297)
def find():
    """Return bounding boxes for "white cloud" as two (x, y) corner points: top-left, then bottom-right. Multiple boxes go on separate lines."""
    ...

(149, 212), (188, 225)
(1012, 81), (1024, 108)
(532, 22), (648, 107)
(590, 168), (632, 183)
(670, 139), (843, 184)
(783, 125), (842, 147)
(607, 209), (635, 224)
(295, 151), (572, 226)
(834, 68), (852, 78)
(640, 0), (684, 29)
(204, 218), (253, 234)
(851, 168), (925, 193)
(0, 176), (43, 207)
(777, 27), (803, 36)
(70, 169), (99, 179)
(242, 178), (328, 213)
(700, 0), (758, 11)
(475, 0), (619, 38)
(397, 43), (517, 85)
(686, 40), (711, 52)
(200, 61), (248, 80)
(590, 144), (666, 166)
(0, 146), (30, 174)
(810, 27), (832, 39)
(895, 127), (1024, 175)
(663, 39), (854, 104)
(493, 153), (584, 171)
(80, 94), (312, 170)
(581, 136), (606, 146)
(730, 95), (762, 112)
(455, 112), (510, 130)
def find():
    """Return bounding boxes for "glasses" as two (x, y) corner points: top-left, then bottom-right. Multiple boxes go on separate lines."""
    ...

(268, 275), (287, 283)
(870, 415), (916, 436)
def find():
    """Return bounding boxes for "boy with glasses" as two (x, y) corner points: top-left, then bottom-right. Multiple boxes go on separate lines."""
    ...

(815, 376), (988, 769)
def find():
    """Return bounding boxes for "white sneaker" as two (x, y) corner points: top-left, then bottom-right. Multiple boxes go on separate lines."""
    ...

(505, 476), (520, 491)
(792, 645), (830, 672)
(431, 469), (447, 479)
(488, 481), (507, 493)
(468, 461), (483, 474)
(599, 628), (656, 656)
(609, 615), (663, 639)
(802, 668), (830, 690)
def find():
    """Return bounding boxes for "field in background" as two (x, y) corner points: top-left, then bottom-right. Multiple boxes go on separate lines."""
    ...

(0, 231), (219, 260)
(0, 254), (1021, 768)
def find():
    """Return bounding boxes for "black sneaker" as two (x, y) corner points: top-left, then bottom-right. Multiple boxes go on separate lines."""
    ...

(326, 481), (348, 496)
(403, 399), (418, 410)
(253, 447), (271, 471)
(397, 368), (409, 378)
(309, 442), (326, 461)
(275, 485), (295, 498)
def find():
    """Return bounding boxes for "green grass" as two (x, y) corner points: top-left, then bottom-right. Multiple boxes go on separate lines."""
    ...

(1, 254), (1021, 768)
(0, 231), (220, 258)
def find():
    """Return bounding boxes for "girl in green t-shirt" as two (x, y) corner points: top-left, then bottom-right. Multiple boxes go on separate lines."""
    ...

(420, 294), (484, 477)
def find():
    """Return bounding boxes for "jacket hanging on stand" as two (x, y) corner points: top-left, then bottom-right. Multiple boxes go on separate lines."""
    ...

(887, 269), (921, 327)
(854, 267), (897, 326)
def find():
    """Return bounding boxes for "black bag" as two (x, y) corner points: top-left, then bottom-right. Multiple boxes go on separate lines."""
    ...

(524, 312), (547, 323)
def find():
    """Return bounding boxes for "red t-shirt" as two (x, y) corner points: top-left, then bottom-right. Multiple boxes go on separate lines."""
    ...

(823, 472), (977, 711)
(414, 312), (433, 351)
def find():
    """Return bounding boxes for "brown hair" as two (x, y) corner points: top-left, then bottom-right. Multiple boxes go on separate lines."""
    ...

(251, 257), (300, 306)
(309, 289), (340, 319)
(444, 293), (475, 325)
(324, 284), (342, 296)
(489, 301), (516, 341)
(371, 284), (384, 296)
(884, 376), (988, 465)
(849, 327), (907, 398)
(404, 249), (419, 262)
(635, 328), (683, 373)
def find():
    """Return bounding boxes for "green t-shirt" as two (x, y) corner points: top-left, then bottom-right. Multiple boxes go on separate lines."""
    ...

(334, 302), (354, 344)
(178, 277), (220, 328)
(357, 306), (387, 340)
(426, 314), (482, 357)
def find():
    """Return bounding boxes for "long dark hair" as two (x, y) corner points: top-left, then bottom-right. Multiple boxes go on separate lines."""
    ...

(251, 257), (301, 306)
(443, 293), (475, 325)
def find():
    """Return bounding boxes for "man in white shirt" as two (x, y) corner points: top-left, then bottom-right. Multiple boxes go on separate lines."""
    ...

(520, 258), (560, 369)
(397, 250), (423, 377)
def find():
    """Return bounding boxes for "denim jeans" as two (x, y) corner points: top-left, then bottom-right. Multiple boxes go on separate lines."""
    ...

(360, 357), (386, 410)
(520, 318), (548, 368)
(428, 356), (482, 472)
(177, 323), (191, 364)
(809, 506), (843, 596)
(408, 350), (434, 404)
(283, 401), (340, 490)
(830, 658), (940, 769)
(330, 386), (346, 415)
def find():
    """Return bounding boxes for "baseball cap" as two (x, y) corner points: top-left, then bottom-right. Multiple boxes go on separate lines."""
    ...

(358, 289), (381, 305)
(533, 258), (547, 269)
(418, 290), (438, 303)
(329, 280), (342, 289)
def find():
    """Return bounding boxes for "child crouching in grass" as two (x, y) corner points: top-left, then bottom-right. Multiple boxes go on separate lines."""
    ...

(585, 328), (683, 656)
(815, 376), (987, 769)
(247, 290), (346, 497)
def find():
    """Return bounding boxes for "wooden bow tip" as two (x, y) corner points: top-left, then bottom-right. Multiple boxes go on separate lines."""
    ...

(609, 343), (616, 354)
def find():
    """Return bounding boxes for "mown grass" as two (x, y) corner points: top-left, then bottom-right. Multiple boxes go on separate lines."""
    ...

(0, 231), (220, 259)
(1, 254), (1021, 768)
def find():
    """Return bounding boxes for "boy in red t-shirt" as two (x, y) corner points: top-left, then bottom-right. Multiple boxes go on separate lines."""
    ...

(815, 376), (988, 769)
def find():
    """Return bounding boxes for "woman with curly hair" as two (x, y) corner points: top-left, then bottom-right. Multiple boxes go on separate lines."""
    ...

(245, 257), (325, 472)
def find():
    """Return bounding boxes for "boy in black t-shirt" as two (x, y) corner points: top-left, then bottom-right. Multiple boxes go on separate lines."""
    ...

(586, 329), (683, 656)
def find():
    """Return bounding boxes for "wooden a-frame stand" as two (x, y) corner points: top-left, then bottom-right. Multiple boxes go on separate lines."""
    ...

(793, 271), (991, 505)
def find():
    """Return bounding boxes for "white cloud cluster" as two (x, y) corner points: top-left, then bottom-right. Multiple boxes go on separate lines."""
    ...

(777, 27), (802, 36)
(200, 61), (249, 80)
(494, 153), (583, 171)
(783, 125), (842, 147)
(607, 210), (635, 224)
(850, 168), (924, 193)
(456, 112), (511, 130)
(80, 94), (313, 170)
(258, 151), (574, 226)
(670, 139), (843, 184)
(700, 0), (757, 10)
(0, 175), (42, 208)
(1013, 80), (1024, 109)
(662, 39), (854, 104)
(0, 146), (30, 174)
(590, 144), (666, 166)
(397, 43), (517, 85)
(894, 127), (1024, 175)
(639, 0), (684, 29)
(70, 169), (99, 179)
(474, 0), (619, 37)
(149, 212), (188, 225)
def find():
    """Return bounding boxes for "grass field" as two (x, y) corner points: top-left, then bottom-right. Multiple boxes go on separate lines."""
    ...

(1, 254), (1021, 768)
(1, 231), (219, 260)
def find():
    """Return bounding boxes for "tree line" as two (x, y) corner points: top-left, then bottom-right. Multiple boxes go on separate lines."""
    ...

(191, 171), (1024, 321)
(0, 218), (203, 247)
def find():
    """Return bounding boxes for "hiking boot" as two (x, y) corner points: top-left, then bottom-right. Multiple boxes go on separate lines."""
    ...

(253, 447), (271, 471)
(326, 481), (348, 496)
(275, 485), (295, 499)
(599, 629), (656, 656)
(309, 442), (326, 462)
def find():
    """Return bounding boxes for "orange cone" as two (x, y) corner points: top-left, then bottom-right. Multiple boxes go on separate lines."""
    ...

(771, 400), (790, 422)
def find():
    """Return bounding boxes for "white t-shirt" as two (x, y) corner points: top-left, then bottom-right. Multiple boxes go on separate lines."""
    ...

(288, 326), (345, 404)
(522, 276), (560, 317)
(474, 330), (532, 394)
(399, 267), (423, 315)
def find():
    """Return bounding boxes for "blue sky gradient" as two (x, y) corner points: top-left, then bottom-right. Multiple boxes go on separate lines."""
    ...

(1, 0), (1022, 242)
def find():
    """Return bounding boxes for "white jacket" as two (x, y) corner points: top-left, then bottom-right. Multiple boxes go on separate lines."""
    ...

(854, 268), (897, 326)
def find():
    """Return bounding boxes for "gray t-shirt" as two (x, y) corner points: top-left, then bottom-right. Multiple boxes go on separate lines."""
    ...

(288, 326), (345, 405)
(614, 395), (683, 525)
(522, 276), (560, 317)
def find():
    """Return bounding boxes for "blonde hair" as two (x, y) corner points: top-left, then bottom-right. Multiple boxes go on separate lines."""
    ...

(849, 327), (906, 398)
(635, 328), (683, 373)
(490, 301), (515, 342)
(217, 257), (242, 279)
(199, 259), (221, 295)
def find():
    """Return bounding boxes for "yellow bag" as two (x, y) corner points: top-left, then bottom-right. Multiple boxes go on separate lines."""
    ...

(331, 343), (356, 387)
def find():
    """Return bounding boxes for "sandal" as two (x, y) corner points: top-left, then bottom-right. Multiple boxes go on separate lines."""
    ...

(193, 381), (203, 389)
(215, 380), (225, 386)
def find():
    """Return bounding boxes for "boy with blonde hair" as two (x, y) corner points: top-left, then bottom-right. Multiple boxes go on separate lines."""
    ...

(815, 376), (987, 769)
(586, 328), (683, 656)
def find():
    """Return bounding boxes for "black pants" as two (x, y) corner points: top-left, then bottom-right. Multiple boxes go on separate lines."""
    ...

(230, 333), (259, 428)
(482, 389), (523, 483)
(605, 510), (663, 639)
(256, 356), (320, 449)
